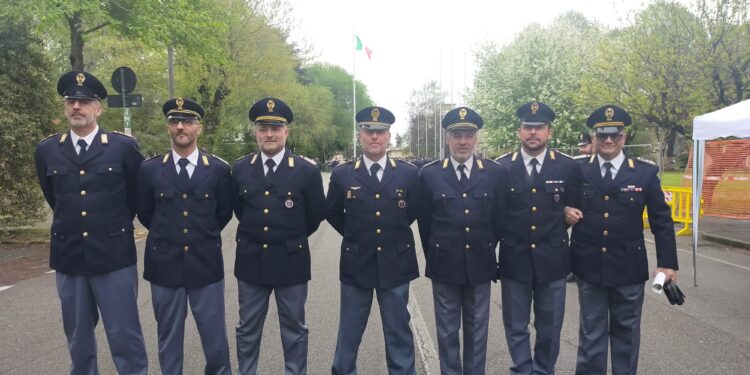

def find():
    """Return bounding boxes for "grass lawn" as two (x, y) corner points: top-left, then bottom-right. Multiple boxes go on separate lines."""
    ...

(660, 171), (685, 187)
(0, 227), (49, 244)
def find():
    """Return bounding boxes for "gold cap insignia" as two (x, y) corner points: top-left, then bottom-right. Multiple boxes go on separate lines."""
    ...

(371, 108), (380, 122)
(605, 107), (615, 121)
(531, 102), (539, 114)
(267, 99), (275, 112)
(459, 108), (467, 120)
(76, 73), (85, 86)
(176, 97), (184, 110)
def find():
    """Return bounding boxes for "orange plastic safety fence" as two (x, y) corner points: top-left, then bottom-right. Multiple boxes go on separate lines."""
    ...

(684, 139), (750, 219)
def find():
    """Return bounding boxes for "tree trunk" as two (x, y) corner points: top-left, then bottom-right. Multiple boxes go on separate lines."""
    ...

(666, 126), (677, 157)
(67, 12), (84, 71)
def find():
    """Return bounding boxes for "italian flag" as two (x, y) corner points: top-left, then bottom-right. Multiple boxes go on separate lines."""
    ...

(355, 35), (373, 60)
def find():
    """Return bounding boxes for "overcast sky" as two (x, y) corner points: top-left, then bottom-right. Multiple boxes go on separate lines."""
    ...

(286, 0), (688, 136)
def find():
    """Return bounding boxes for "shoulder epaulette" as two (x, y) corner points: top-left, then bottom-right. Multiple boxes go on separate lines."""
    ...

(334, 160), (352, 169)
(209, 154), (229, 165)
(39, 133), (61, 144)
(299, 155), (317, 166)
(554, 150), (573, 159)
(144, 154), (163, 162)
(485, 158), (502, 166)
(396, 159), (417, 168)
(495, 152), (512, 162)
(636, 157), (656, 166)
(573, 154), (589, 160)
(235, 154), (252, 162)
(111, 130), (134, 138)
(422, 159), (440, 168)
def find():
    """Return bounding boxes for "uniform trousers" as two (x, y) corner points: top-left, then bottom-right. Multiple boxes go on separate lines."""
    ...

(55, 264), (147, 375)
(331, 282), (416, 375)
(432, 281), (491, 375)
(501, 277), (566, 375)
(151, 280), (231, 375)
(236, 280), (308, 375)
(575, 279), (645, 375)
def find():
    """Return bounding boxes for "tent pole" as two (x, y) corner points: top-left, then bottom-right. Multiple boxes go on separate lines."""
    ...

(691, 140), (704, 287)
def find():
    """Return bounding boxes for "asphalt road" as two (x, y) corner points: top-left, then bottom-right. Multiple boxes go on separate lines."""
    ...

(2, 172), (750, 374)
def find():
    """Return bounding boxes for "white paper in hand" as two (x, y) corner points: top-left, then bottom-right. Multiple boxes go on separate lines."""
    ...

(652, 272), (666, 294)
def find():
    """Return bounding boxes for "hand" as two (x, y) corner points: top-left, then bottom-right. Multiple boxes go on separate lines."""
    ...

(564, 206), (583, 225)
(654, 268), (677, 283)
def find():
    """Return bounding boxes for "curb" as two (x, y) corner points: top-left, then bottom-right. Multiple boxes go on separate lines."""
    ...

(701, 232), (750, 250)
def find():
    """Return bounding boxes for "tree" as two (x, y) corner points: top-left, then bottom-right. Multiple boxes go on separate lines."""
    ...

(471, 12), (604, 155)
(0, 18), (58, 228)
(578, 1), (712, 158)
(10, 0), (228, 71)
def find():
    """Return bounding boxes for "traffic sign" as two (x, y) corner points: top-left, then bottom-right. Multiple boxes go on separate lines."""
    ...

(107, 94), (143, 108)
(111, 66), (137, 94)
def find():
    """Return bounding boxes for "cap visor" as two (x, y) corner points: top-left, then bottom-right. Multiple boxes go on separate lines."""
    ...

(595, 126), (623, 134)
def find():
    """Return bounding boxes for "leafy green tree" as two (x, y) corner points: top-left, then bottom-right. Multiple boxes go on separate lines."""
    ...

(0, 18), (58, 228)
(471, 12), (603, 154)
(578, 1), (712, 157)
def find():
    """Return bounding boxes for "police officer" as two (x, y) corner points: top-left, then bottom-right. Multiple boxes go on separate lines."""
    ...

(496, 101), (579, 375)
(417, 107), (503, 374)
(232, 97), (325, 375)
(565, 105), (678, 375)
(326, 106), (420, 375)
(578, 132), (593, 156)
(34, 71), (147, 374)
(136, 97), (232, 375)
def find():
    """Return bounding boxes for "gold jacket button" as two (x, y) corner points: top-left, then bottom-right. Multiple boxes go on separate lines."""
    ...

(183, 228), (189, 234)
(465, 244), (470, 249)
(462, 193), (468, 198)
(183, 211), (189, 217)
(376, 211), (381, 217)
(465, 209), (470, 215)
(377, 246), (382, 252)
(184, 245), (189, 251)
(83, 232), (88, 237)
(531, 243), (536, 249)
(263, 226), (269, 232)
(79, 170), (85, 176)
(465, 227), (470, 232)
(375, 193), (381, 199)
(80, 190), (86, 196)
(604, 212), (609, 218)
(376, 229), (382, 234)
(603, 230), (608, 236)
(532, 206), (537, 212)
(263, 209), (269, 214)
(604, 195), (610, 201)
(601, 247), (607, 253)
(262, 244), (268, 249)
(81, 211), (87, 217)
(183, 193), (188, 199)
(531, 225), (536, 231)
(531, 188), (537, 193)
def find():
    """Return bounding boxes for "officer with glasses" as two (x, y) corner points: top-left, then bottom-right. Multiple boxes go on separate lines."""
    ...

(564, 105), (678, 375)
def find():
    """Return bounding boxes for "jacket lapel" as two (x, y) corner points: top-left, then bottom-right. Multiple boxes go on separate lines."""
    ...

(184, 152), (209, 191)
(440, 159), (464, 193)
(160, 153), (184, 191)
(59, 132), (80, 165)
(355, 158), (382, 192)
(78, 129), (105, 165)
(511, 153), (530, 187)
(611, 157), (634, 189)
(379, 158), (397, 189)
(463, 158), (485, 192)
(265, 150), (292, 188)
(585, 157), (609, 193)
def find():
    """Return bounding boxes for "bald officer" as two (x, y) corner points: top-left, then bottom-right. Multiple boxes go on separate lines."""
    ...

(34, 71), (147, 374)
(232, 97), (325, 375)
(565, 105), (678, 374)
(326, 106), (420, 375)
(136, 98), (232, 375)
(418, 106), (503, 374)
(495, 101), (579, 375)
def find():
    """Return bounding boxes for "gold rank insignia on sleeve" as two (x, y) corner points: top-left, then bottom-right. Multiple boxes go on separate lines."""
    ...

(100, 134), (108, 144)
(202, 155), (209, 166)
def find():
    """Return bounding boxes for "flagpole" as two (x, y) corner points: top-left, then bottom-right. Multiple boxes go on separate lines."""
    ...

(352, 29), (357, 160)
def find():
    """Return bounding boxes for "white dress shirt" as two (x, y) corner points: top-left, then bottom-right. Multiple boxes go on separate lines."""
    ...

(597, 152), (625, 179)
(69, 125), (99, 155)
(451, 155), (474, 180)
(172, 148), (199, 178)
(362, 155), (387, 181)
(520, 147), (546, 175)
(261, 148), (286, 175)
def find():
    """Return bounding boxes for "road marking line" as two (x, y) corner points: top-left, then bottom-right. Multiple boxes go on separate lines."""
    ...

(0, 285), (14, 292)
(408, 284), (439, 375)
(645, 239), (750, 271)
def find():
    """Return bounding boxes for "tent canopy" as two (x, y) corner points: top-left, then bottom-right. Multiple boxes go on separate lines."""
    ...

(693, 99), (750, 140)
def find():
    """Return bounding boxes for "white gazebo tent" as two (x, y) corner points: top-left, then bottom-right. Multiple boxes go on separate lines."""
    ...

(691, 99), (750, 286)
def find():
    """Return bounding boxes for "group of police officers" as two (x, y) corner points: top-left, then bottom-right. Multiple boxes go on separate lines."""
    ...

(35, 71), (679, 375)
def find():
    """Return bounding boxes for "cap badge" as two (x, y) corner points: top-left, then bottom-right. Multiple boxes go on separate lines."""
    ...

(605, 107), (615, 121)
(531, 102), (539, 114)
(76, 73), (85, 86)
(267, 99), (275, 112)
(459, 108), (467, 120)
(176, 97), (184, 110)
(371, 108), (380, 121)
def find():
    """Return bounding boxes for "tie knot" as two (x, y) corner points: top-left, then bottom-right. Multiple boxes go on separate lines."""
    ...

(265, 158), (276, 168)
(370, 163), (381, 174)
(178, 158), (190, 168)
(603, 161), (613, 170)
(77, 139), (88, 149)
(530, 158), (539, 166)
(458, 164), (467, 171)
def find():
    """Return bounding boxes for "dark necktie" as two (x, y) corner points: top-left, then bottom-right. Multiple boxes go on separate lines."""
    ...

(603, 161), (613, 190)
(178, 158), (190, 186)
(458, 164), (469, 187)
(77, 139), (88, 160)
(265, 158), (276, 178)
(529, 158), (540, 184)
(370, 163), (381, 184)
